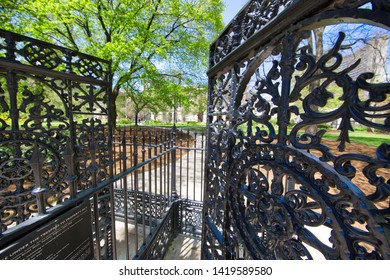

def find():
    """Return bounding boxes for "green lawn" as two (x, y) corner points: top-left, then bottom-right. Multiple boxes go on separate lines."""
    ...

(137, 120), (207, 132)
(321, 130), (390, 147)
(137, 122), (389, 146)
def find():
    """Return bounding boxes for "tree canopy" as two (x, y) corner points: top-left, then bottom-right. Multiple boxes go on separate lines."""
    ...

(0, 0), (224, 118)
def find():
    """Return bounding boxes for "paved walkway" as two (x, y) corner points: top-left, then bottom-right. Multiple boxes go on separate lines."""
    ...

(114, 133), (205, 260)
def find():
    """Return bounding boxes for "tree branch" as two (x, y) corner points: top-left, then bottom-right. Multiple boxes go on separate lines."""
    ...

(60, 23), (79, 50)
(97, 1), (111, 42)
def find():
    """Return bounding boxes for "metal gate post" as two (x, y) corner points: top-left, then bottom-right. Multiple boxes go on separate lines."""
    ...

(171, 125), (178, 201)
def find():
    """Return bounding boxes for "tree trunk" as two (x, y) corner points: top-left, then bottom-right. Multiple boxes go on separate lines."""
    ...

(305, 27), (325, 135)
(111, 83), (120, 129)
(197, 112), (203, 122)
(135, 111), (139, 126)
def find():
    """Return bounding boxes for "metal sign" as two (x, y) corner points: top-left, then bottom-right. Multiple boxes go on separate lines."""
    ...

(0, 201), (94, 260)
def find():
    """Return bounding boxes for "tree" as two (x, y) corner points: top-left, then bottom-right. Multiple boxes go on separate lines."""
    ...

(118, 80), (166, 126)
(295, 24), (389, 134)
(323, 23), (389, 83)
(184, 85), (208, 122)
(1, 0), (224, 123)
(304, 27), (324, 135)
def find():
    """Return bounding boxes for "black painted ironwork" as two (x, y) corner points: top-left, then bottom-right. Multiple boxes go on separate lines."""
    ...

(0, 29), (206, 259)
(111, 126), (206, 259)
(135, 202), (178, 260)
(179, 199), (203, 238)
(203, 0), (390, 260)
(0, 29), (115, 259)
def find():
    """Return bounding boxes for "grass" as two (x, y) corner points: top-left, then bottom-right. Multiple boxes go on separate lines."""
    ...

(6, 116), (387, 147)
(137, 122), (388, 146)
(321, 130), (390, 147)
(138, 120), (207, 132)
(238, 123), (389, 147)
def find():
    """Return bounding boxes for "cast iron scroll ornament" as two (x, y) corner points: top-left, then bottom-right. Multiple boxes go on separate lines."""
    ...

(204, 0), (390, 260)
(0, 29), (113, 262)
(226, 31), (389, 259)
(229, 145), (389, 259)
(210, 0), (295, 67)
(0, 77), (70, 231)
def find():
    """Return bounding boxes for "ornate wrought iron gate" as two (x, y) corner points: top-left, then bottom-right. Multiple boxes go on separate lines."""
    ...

(202, 0), (390, 260)
(0, 28), (205, 260)
(0, 30), (115, 259)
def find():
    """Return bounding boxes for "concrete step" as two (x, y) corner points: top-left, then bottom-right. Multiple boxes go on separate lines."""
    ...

(163, 235), (201, 260)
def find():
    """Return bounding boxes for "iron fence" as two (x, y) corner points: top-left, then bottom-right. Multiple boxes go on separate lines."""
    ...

(0, 29), (206, 260)
(0, 29), (116, 260)
(203, 0), (390, 260)
(110, 126), (206, 259)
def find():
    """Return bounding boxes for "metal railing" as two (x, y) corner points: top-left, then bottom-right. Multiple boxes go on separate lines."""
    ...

(0, 29), (205, 260)
(110, 126), (206, 259)
(0, 29), (116, 260)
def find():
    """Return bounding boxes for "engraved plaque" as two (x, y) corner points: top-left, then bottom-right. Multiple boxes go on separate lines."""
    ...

(0, 201), (94, 260)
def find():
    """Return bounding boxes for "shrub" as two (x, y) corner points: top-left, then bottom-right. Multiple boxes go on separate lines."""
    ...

(116, 118), (133, 125)
(318, 124), (332, 129)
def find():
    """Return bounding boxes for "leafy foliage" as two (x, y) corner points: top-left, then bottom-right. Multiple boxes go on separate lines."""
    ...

(1, 0), (224, 119)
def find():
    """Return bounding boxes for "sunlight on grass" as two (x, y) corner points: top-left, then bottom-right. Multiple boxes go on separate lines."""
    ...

(119, 120), (207, 132)
(322, 131), (390, 147)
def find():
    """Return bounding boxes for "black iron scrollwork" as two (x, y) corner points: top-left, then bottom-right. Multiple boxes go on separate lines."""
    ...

(22, 43), (62, 69)
(0, 28), (113, 253)
(290, 32), (389, 153)
(204, 0), (390, 260)
(210, 0), (295, 67)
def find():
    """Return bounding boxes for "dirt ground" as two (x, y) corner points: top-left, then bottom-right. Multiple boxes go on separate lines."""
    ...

(321, 139), (389, 209)
(113, 127), (388, 209)
(112, 127), (194, 173)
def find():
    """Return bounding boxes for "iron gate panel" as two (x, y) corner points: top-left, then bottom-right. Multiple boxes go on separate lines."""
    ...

(0, 30), (114, 259)
(203, 0), (390, 260)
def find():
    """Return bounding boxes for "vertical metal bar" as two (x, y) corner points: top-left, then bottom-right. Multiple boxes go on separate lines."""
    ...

(179, 129), (183, 199)
(172, 199), (180, 238)
(107, 66), (117, 259)
(116, 131), (120, 175)
(278, 34), (295, 146)
(66, 77), (77, 192)
(30, 142), (46, 215)
(88, 123), (102, 259)
(154, 127), (158, 228)
(141, 129), (146, 241)
(166, 142), (170, 203)
(148, 128), (153, 231)
(93, 193), (101, 259)
(159, 128), (163, 209)
(5, 31), (16, 62)
(121, 129), (130, 260)
(5, 33), (21, 165)
(6, 71), (19, 132)
(129, 127), (134, 192)
(112, 133), (116, 177)
(193, 131), (197, 201)
(186, 129), (189, 201)
(200, 131), (205, 202)
(222, 63), (242, 260)
(65, 52), (78, 206)
(5, 34), (21, 177)
(201, 77), (215, 260)
(171, 125), (177, 200)
(164, 129), (167, 202)
(64, 142), (77, 199)
(133, 132), (139, 256)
